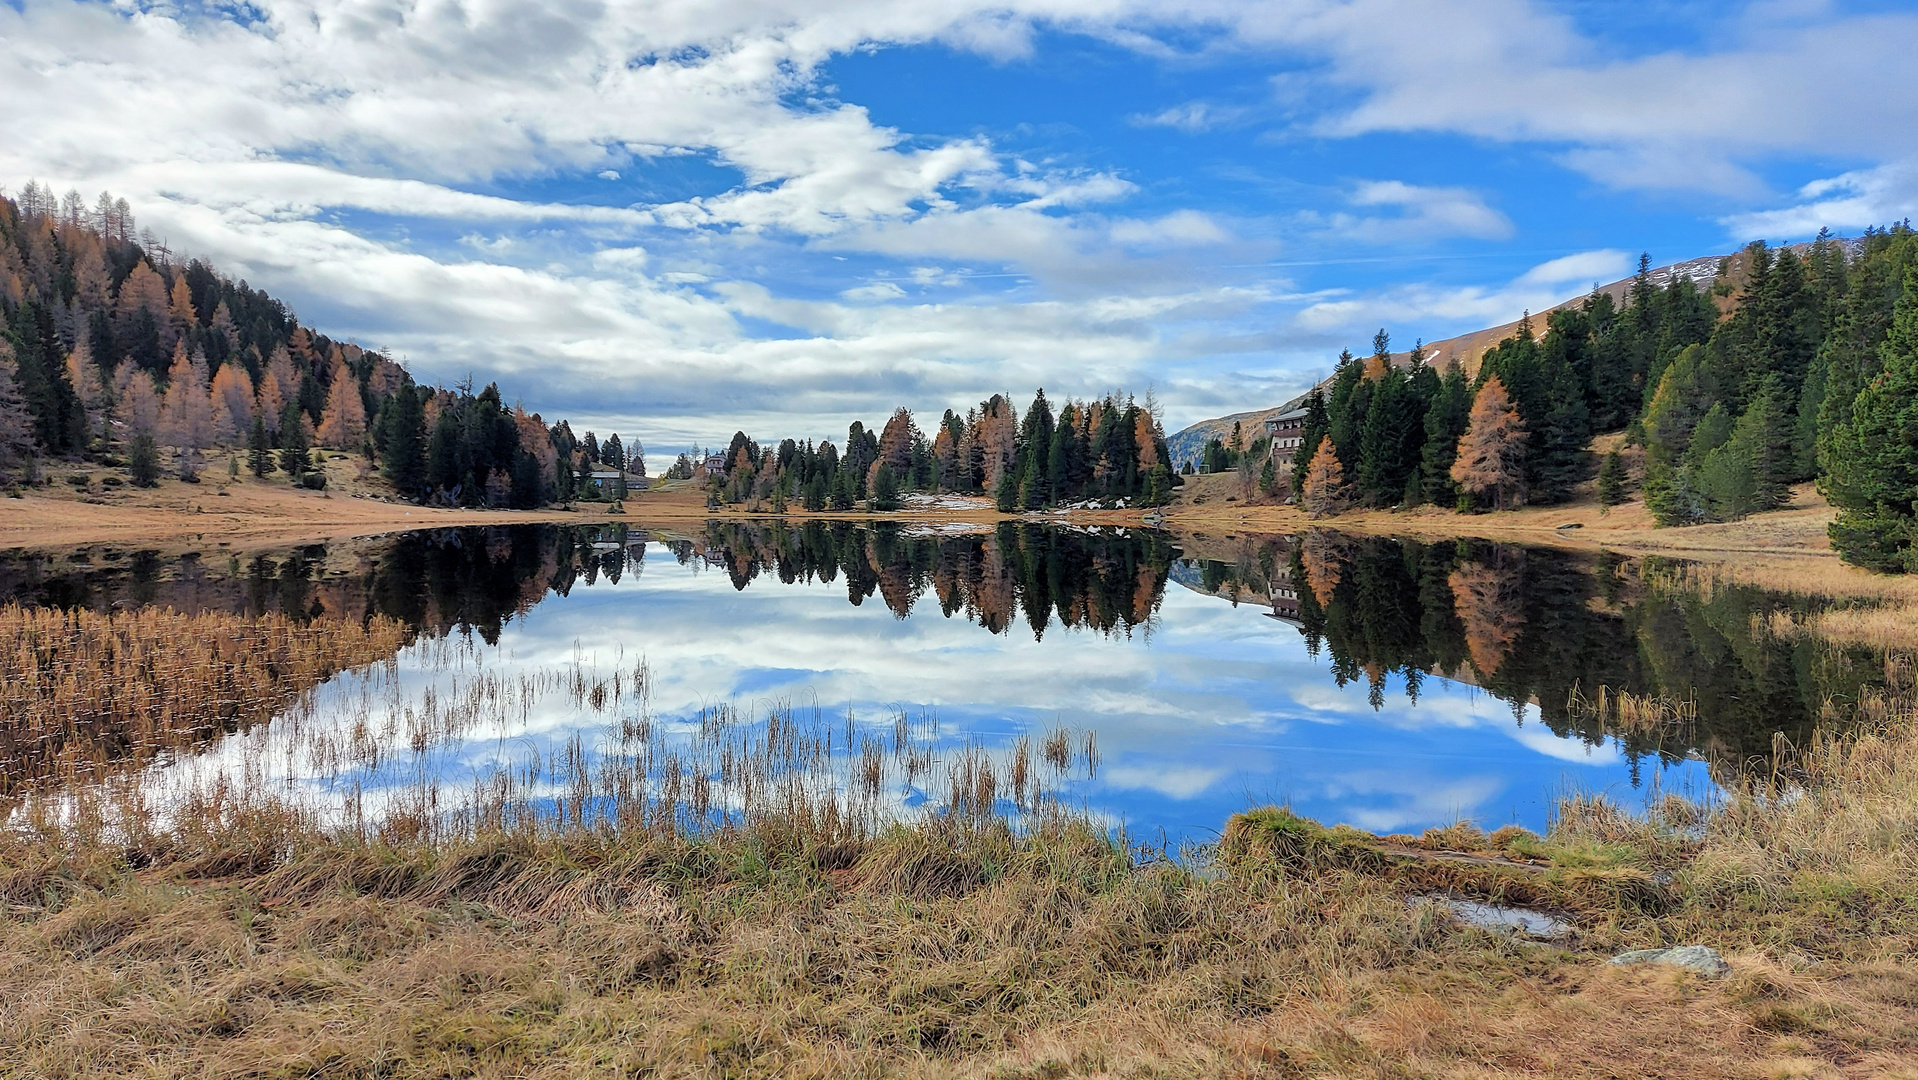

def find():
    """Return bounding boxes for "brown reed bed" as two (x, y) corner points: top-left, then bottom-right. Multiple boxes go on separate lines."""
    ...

(5, 611), (1918, 1074)
(1658, 556), (1918, 653)
(0, 604), (410, 798)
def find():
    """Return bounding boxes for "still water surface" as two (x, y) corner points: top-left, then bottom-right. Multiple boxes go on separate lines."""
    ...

(3, 522), (1857, 840)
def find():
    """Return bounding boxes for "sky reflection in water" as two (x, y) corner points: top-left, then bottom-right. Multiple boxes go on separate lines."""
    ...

(216, 534), (1712, 841)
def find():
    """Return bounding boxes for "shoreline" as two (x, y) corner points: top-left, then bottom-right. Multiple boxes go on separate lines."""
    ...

(5, 459), (1889, 597)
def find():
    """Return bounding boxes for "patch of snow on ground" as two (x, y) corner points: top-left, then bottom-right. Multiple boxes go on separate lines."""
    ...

(900, 493), (994, 512)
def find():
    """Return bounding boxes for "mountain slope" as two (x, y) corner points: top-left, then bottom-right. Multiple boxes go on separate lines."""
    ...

(1168, 252), (1734, 469)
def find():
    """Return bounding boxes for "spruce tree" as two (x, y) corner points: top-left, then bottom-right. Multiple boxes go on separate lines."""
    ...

(278, 400), (311, 477)
(1583, 290), (1634, 428)
(378, 384), (426, 496)
(247, 414), (271, 476)
(0, 347), (37, 473)
(1818, 227), (1918, 465)
(1291, 387), (1331, 494)
(1357, 366), (1417, 505)
(128, 432), (160, 487)
(1325, 350), (1367, 476)
(1597, 449), (1628, 506)
(871, 462), (902, 512)
(1419, 363), (1471, 506)
(1822, 267), (1918, 570)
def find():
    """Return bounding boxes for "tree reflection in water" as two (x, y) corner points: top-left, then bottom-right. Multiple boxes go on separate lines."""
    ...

(1180, 528), (1883, 779)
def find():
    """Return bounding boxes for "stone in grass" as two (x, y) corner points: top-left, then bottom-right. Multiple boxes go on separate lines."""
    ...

(1606, 945), (1730, 977)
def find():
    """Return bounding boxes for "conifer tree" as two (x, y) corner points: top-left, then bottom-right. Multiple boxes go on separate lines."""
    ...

(1818, 227), (1918, 464)
(316, 361), (366, 448)
(1823, 267), (1918, 570)
(1300, 435), (1349, 517)
(7, 298), (85, 455)
(1597, 449), (1629, 507)
(248, 414), (271, 477)
(1357, 365), (1418, 505)
(1325, 350), (1367, 476)
(377, 383), (427, 496)
(1290, 387), (1331, 494)
(830, 465), (856, 511)
(64, 339), (107, 450)
(871, 462), (902, 512)
(209, 361), (254, 446)
(114, 363), (161, 441)
(1451, 375), (1527, 510)
(160, 346), (214, 478)
(0, 346), (37, 472)
(127, 433), (159, 488)
(278, 400), (312, 477)
(1419, 363), (1471, 506)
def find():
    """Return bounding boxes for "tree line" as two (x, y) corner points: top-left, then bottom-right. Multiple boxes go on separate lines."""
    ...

(700, 388), (1177, 514)
(1284, 227), (1918, 571)
(0, 182), (637, 507)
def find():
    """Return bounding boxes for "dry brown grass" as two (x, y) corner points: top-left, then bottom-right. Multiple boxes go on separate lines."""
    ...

(7, 768), (1918, 1078)
(1673, 558), (1918, 652)
(0, 604), (410, 797)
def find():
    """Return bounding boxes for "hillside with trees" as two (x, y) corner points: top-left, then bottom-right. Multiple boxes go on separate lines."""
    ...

(0, 183), (642, 508)
(1227, 227), (1918, 571)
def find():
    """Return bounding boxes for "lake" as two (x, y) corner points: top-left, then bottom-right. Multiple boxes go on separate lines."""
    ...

(1, 522), (1866, 843)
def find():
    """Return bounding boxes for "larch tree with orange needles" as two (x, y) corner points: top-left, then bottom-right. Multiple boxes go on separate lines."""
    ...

(1450, 375), (1528, 511)
(1300, 435), (1350, 518)
(316, 361), (367, 449)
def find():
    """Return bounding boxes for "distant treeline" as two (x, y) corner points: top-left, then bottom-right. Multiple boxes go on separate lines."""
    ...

(0, 182), (634, 507)
(698, 388), (1177, 513)
(1284, 226), (1918, 570)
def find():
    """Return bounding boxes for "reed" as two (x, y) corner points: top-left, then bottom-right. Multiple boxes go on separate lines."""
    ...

(0, 604), (409, 797)
(1566, 681), (1698, 743)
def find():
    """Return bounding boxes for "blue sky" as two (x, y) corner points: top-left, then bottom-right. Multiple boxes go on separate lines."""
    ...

(3, 0), (1916, 452)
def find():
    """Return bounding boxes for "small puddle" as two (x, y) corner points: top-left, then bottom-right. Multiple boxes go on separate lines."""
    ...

(1431, 897), (1573, 940)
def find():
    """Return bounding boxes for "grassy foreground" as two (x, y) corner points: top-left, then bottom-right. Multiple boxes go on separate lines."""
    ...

(4, 674), (1918, 1079)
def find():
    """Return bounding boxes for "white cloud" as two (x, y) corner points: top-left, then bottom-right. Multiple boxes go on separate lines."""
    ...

(840, 281), (906, 301)
(1219, 0), (1918, 196)
(1128, 102), (1244, 133)
(1293, 250), (1625, 336)
(1721, 162), (1918, 239)
(1516, 249), (1632, 288)
(1299, 180), (1512, 244)
(1109, 209), (1230, 247)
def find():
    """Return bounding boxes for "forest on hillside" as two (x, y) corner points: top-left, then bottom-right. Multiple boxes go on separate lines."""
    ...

(690, 387), (1177, 515)
(0, 183), (639, 507)
(1263, 226), (1918, 570)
